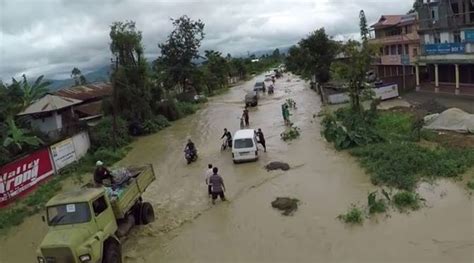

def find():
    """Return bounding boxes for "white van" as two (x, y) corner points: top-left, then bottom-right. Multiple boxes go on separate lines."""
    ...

(232, 129), (259, 163)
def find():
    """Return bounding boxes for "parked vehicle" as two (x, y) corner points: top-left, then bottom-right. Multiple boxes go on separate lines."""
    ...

(253, 81), (266, 92)
(232, 129), (259, 163)
(185, 148), (198, 164)
(36, 165), (156, 263)
(245, 91), (259, 107)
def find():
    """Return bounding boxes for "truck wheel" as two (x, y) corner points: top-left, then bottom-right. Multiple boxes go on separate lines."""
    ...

(141, 202), (155, 225)
(103, 240), (122, 263)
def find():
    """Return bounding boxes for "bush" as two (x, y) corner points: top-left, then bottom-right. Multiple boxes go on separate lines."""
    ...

(176, 101), (199, 116)
(154, 100), (181, 121)
(467, 181), (474, 190)
(393, 191), (421, 211)
(0, 207), (29, 230)
(143, 115), (171, 134)
(24, 178), (62, 209)
(280, 126), (301, 141)
(321, 107), (382, 150)
(367, 191), (387, 214)
(375, 112), (414, 141)
(338, 205), (364, 224)
(90, 116), (130, 150)
(425, 148), (474, 178)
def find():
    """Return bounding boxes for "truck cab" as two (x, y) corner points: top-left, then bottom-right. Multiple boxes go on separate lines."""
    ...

(37, 165), (156, 263)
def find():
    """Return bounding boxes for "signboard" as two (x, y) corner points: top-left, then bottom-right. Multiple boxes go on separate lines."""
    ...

(50, 138), (77, 170)
(424, 43), (465, 55)
(465, 29), (474, 42)
(0, 148), (54, 206)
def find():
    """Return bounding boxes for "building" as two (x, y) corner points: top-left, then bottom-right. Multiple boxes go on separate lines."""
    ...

(370, 13), (420, 91)
(417, 0), (474, 95)
(54, 83), (112, 122)
(17, 94), (82, 139)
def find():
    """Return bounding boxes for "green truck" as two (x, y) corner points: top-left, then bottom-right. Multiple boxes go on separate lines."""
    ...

(36, 165), (156, 263)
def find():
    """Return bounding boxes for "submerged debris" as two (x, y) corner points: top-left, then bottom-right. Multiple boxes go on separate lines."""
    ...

(265, 162), (290, 171)
(271, 197), (299, 216)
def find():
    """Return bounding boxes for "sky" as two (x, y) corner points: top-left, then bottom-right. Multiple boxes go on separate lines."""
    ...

(0, 0), (414, 80)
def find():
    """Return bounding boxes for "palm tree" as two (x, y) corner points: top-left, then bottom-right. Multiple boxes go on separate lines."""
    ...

(11, 74), (51, 108)
(3, 118), (43, 151)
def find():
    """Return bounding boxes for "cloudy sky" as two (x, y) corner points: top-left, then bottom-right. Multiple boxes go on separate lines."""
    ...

(0, 0), (413, 80)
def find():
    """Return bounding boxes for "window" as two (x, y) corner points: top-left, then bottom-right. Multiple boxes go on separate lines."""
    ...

(234, 138), (254, 149)
(405, 44), (409, 55)
(431, 6), (439, 21)
(453, 31), (461, 43)
(397, 45), (402, 55)
(451, 2), (459, 14)
(47, 203), (91, 226)
(92, 196), (108, 216)
(413, 48), (418, 56)
(384, 46), (389, 55)
(390, 45), (396, 55)
(434, 33), (441, 43)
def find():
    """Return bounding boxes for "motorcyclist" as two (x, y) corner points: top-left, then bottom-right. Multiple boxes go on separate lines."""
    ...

(185, 139), (197, 157)
(220, 128), (232, 148)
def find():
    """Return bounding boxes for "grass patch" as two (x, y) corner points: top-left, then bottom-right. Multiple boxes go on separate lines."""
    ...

(176, 101), (200, 117)
(393, 191), (421, 211)
(367, 191), (387, 214)
(375, 111), (414, 141)
(338, 205), (364, 224)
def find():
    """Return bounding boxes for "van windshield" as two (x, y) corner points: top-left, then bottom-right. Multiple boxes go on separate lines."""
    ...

(234, 138), (254, 149)
(47, 203), (91, 226)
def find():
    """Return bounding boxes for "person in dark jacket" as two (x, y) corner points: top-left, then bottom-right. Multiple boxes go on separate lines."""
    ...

(220, 128), (232, 148)
(94, 161), (113, 186)
(243, 107), (249, 127)
(256, 128), (266, 152)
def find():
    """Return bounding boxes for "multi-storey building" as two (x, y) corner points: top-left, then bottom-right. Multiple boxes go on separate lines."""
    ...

(417, 0), (474, 95)
(370, 13), (420, 91)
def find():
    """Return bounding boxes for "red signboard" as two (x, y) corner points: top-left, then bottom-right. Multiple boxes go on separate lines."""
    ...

(0, 148), (54, 206)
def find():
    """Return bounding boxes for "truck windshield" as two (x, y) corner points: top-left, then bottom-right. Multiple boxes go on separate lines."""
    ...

(234, 138), (254, 149)
(47, 203), (91, 226)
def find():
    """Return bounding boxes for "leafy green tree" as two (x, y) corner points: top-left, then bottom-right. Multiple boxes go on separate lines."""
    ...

(3, 118), (43, 152)
(71, 67), (87, 86)
(359, 10), (369, 42)
(11, 75), (50, 109)
(272, 48), (281, 59)
(109, 20), (152, 121)
(286, 28), (338, 84)
(0, 81), (23, 122)
(203, 50), (230, 93)
(156, 15), (205, 93)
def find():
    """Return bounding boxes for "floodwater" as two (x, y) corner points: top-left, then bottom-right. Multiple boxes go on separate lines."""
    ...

(1, 74), (473, 263)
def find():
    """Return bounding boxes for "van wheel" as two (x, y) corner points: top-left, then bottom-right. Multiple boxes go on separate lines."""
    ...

(103, 240), (122, 263)
(140, 202), (155, 225)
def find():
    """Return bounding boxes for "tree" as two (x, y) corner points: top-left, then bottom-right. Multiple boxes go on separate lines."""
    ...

(408, 0), (422, 14)
(110, 20), (152, 122)
(3, 118), (43, 152)
(71, 67), (87, 86)
(11, 75), (50, 109)
(359, 10), (369, 42)
(156, 15), (205, 93)
(203, 50), (230, 93)
(296, 28), (338, 83)
(272, 48), (281, 59)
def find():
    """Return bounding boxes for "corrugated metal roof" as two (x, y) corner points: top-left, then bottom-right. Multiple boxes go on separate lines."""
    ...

(75, 100), (103, 116)
(18, 94), (82, 115)
(54, 82), (112, 101)
(371, 14), (416, 28)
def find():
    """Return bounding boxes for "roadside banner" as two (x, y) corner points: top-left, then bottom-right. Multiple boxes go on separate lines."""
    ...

(50, 138), (77, 170)
(0, 148), (54, 206)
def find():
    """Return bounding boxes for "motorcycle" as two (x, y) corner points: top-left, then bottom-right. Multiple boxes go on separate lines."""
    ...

(184, 148), (198, 164)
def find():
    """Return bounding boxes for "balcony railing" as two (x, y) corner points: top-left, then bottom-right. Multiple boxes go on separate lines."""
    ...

(422, 43), (466, 55)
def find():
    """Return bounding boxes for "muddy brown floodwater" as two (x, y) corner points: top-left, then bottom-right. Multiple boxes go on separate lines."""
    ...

(1, 74), (473, 263)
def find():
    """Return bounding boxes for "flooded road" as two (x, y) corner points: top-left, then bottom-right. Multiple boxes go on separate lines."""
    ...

(1, 74), (473, 262)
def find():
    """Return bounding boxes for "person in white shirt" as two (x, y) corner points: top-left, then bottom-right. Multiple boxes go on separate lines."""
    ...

(204, 164), (214, 198)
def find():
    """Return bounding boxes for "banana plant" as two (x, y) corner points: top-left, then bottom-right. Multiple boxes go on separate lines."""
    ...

(11, 74), (51, 109)
(3, 118), (43, 151)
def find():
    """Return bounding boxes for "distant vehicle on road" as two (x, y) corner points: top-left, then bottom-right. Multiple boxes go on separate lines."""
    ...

(253, 81), (266, 92)
(232, 129), (259, 163)
(245, 91), (259, 107)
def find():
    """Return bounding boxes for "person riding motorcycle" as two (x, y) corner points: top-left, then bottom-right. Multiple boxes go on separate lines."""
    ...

(220, 128), (232, 148)
(185, 139), (197, 158)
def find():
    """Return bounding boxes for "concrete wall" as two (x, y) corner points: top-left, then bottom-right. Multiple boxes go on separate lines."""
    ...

(30, 112), (63, 134)
(71, 131), (90, 159)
